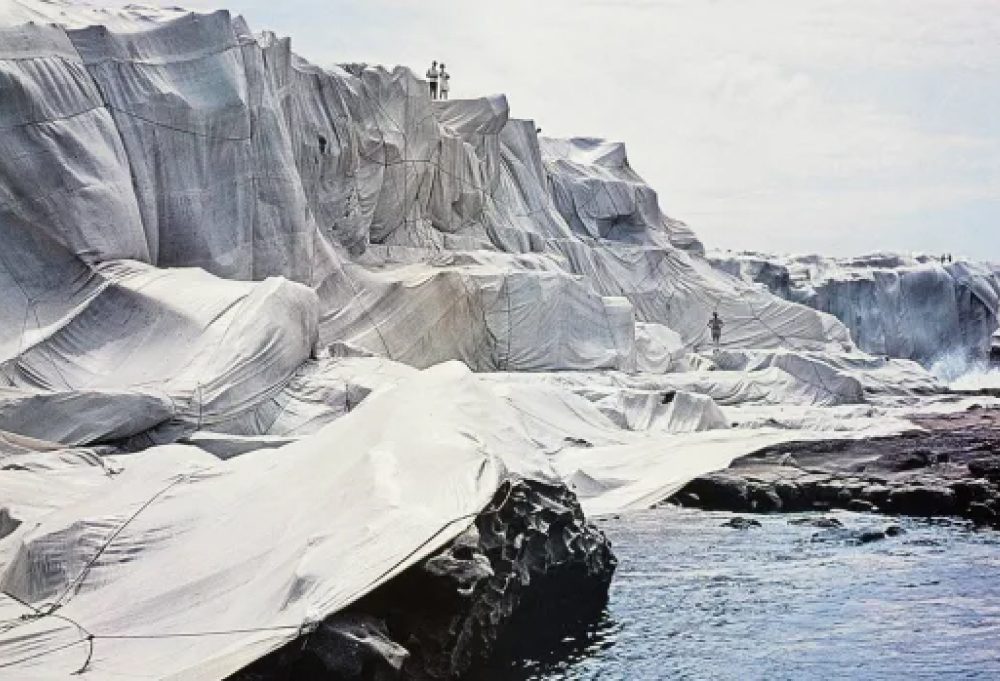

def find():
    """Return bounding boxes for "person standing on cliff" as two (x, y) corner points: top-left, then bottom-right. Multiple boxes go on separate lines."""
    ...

(438, 63), (451, 100)
(426, 60), (439, 100)
(708, 311), (724, 349)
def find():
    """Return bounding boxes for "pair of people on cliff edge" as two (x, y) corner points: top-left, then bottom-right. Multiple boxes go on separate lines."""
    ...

(426, 61), (450, 100)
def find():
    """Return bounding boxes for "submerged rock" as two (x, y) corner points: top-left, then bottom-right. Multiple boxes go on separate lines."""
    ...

(788, 516), (843, 529)
(886, 486), (957, 516)
(721, 517), (762, 530)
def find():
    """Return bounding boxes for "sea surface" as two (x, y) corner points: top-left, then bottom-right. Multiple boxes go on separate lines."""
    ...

(496, 507), (1000, 680)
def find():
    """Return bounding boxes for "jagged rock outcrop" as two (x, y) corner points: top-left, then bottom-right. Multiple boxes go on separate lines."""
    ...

(227, 479), (616, 680)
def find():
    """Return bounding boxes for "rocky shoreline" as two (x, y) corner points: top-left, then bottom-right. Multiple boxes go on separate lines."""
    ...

(229, 405), (1000, 679)
(228, 480), (617, 680)
(674, 405), (1000, 527)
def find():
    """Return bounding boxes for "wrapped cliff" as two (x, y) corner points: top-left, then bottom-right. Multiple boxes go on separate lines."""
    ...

(0, 2), (987, 679)
(710, 251), (1000, 368)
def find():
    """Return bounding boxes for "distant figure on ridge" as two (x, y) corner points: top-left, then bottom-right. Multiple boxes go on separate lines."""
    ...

(426, 60), (439, 100)
(708, 311), (724, 349)
(438, 63), (450, 100)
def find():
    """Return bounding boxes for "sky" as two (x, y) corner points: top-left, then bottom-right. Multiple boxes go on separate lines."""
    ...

(177, 0), (999, 257)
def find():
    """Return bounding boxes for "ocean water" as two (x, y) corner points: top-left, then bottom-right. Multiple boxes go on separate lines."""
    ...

(498, 507), (1000, 680)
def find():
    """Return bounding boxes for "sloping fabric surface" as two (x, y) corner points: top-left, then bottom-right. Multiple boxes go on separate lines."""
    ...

(0, 364), (540, 680)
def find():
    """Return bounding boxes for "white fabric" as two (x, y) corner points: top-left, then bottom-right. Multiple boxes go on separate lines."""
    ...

(0, 363), (545, 680)
(710, 251), (1000, 364)
(0, 3), (983, 679)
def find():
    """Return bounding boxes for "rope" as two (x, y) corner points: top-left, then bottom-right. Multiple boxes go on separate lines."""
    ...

(0, 477), (520, 674)
(48, 474), (193, 613)
(95, 626), (302, 640)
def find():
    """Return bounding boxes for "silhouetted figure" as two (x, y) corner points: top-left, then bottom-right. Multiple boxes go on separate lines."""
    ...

(708, 311), (724, 348)
(426, 60), (439, 100)
(439, 63), (450, 100)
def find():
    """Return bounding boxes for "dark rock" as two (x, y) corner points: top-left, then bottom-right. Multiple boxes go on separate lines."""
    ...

(721, 517), (761, 530)
(814, 481), (849, 503)
(886, 486), (957, 516)
(228, 614), (406, 681)
(228, 480), (616, 681)
(967, 502), (997, 525)
(677, 408), (1000, 527)
(788, 516), (843, 529)
(846, 499), (876, 513)
(884, 525), (905, 537)
(810, 527), (887, 545)
(772, 480), (804, 509)
(857, 530), (886, 544)
(304, 616), (408, 680)
(748, 484), (782, 512)
(949, 479), (994, 506)
(681, 475), (751, 511)
(860, 484), (891, 506)
(674, 491), (701, 507)
(968, 455), (1000, 482)
(0, 507), (20, 541)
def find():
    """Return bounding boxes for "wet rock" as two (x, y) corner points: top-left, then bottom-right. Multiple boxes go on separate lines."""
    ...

(229, 614), (406, 681)
(810, 527), (888, 545)
(721, 517), (761, 530)
(772, 480), (804, 509)
(682, 475), (751, 512)
(860, 484), (892, 507)
(857, 530), (886, 544)
(788, 516), (843, 529)
(847, 499), (876, 513)
(304, 616), (409, 680)
(229, 480), (615, 681)
(950, 479), (994, 506)
(968, 455), (1000, 482)
(967, 502), (997, 525)
(886, 486), (957, 516)
(748, 484), (782, 512)
(814, 480), (849, 504)
(884, 525), (906, 537)
(674, 491), (701, 507)
(871, 450), (935, 472)
(673, 408), (1000, 528)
